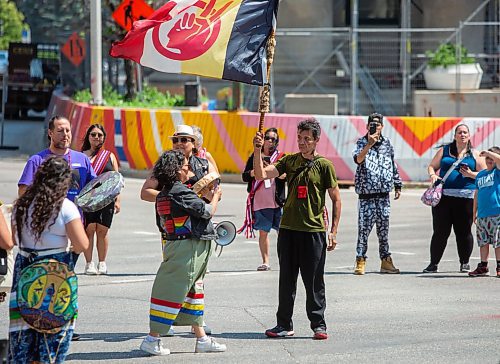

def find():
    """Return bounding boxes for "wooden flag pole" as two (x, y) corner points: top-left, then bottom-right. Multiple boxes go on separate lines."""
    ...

(258, 30), (276, 133)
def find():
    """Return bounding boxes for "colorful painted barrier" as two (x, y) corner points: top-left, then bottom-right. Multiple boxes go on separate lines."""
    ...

(47, 92), (499, 182)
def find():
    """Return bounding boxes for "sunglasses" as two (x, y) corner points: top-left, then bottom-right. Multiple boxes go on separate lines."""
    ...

(90, 132), (104, 138)
(172, 137), (194, 144)
(264, 136), (277, 142)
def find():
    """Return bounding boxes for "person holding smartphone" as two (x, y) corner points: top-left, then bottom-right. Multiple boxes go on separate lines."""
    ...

(424, 124), (486, 273)
(241, 128), (285, 271)
(352, 113), (403, 275)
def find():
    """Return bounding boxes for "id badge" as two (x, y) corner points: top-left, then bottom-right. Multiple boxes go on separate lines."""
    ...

(264, 179), (271, 188)
(297, 185), (308, 199)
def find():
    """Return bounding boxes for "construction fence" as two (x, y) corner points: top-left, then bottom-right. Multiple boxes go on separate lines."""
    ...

(256, 21), (500, 117)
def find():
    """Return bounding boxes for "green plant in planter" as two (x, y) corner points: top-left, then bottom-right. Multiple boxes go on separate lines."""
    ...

(425, 43), (475, 68)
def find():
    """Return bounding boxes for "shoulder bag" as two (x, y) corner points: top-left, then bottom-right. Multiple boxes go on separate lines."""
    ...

(421, 156), (465, 207)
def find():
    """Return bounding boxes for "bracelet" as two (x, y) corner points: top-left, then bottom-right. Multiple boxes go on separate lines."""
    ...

(429, 173), (436, 177)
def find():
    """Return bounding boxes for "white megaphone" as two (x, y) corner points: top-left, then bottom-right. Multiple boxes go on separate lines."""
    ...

(214, 221), (236, 256)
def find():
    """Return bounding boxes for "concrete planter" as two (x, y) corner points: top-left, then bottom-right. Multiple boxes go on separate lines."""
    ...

(423, 63), (483, 90)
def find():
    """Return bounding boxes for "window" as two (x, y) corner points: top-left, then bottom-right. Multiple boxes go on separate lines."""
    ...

(346, 0), (400, 26)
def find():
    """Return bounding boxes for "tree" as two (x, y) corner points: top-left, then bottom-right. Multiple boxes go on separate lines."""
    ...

(14, 0), (89, 44)
(13, 0), (156, 99)
(103, 0), (156, 100)
(0, 0), (28, 50)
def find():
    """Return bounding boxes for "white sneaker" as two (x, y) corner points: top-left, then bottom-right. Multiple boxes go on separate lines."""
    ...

(97, 262), (107, 275)
(140, 337), (170, 356)
(84, 262), (97, 275)
(191, 322), (212, 335)
(195, 337), (226, 353)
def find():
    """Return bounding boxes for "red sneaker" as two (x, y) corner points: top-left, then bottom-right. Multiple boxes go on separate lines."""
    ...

(313, 327), (328, 340)
(468, 265), (489, 277)
(265, 325), (294, 338)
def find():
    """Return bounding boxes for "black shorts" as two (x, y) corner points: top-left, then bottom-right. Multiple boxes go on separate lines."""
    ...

(83, 201), (115, 228)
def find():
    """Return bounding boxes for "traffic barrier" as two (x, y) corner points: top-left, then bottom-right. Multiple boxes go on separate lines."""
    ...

(47, 92), (499, 181)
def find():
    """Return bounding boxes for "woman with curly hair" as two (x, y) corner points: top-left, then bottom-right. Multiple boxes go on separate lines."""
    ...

(140, 149), (226, 356)
(81, 124), (121, 275)
(9, 156), (89, 363)
(140, 124), (216, 335)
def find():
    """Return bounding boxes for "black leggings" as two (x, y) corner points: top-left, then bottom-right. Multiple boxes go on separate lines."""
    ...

(430, 195), (474, 265)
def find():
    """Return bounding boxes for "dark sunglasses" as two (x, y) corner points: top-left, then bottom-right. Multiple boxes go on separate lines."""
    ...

(172, 137), (194, 144)
(90, 132), (104, 138)
(264, 136), (277, 142)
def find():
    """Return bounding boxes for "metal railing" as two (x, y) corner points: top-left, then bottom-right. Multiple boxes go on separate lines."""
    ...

(260, 19), (499, 117)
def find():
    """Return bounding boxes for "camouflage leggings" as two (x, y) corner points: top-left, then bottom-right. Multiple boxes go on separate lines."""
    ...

(356, 196), (392, 259)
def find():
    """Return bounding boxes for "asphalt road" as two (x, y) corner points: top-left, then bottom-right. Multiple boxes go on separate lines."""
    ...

(0, 159), (499, 364)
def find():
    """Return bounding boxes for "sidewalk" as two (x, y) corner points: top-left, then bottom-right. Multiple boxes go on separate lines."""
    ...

(0, 119), (46, 157)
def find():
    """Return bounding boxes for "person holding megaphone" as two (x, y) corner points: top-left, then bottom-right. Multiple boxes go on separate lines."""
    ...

(139, 149), (226, 356)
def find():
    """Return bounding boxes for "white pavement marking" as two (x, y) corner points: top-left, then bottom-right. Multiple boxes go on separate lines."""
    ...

(221, 271), (262, 276)
(111, 278), (154, 284)
(133, 231), (159, 236)
(470, 257), (498, 261)
(392, 251), (416, 255)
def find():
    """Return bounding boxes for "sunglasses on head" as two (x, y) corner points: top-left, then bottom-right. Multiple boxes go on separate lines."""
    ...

(90, 132), (104, 138)
(172, 137), (193, 144)
(264, 136), (277, 142)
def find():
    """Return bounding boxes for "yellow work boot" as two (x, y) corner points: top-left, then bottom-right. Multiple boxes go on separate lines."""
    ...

(354, 257), (366, 275)
(380, 256), (400, 274)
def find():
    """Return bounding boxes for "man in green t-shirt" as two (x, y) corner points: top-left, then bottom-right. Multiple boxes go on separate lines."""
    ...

(253, 118), (342, 340)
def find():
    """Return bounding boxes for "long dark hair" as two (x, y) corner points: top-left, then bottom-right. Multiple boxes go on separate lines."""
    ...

(14, 157), (72, 245)
(447, 124), (473, 157)
(81, 124), (107, 156)
(152, 149), (185, 190)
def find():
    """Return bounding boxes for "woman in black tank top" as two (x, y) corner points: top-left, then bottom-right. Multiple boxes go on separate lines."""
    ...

(81, 124), (121, 276)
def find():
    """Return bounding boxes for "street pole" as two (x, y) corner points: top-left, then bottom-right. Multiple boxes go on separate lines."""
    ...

(136, 64), (143, 93)
(350, 0), (358, 115)
(401, 0), (411, 115)
(90, 0), (103, 105)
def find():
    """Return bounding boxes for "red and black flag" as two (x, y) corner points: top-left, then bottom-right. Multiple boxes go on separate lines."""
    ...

(110, 0), (279, 86)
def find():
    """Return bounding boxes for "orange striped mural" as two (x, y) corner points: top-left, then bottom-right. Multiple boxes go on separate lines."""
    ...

(47, 92), (500, 182)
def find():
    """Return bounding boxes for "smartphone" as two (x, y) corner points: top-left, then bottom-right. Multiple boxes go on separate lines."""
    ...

(369, 122), (378, 135)
(262, 156), (271, 164)
(459, 163), (468, 169)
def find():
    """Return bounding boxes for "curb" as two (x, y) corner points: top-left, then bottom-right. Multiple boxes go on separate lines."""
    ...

(119, 167), (428, 189)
